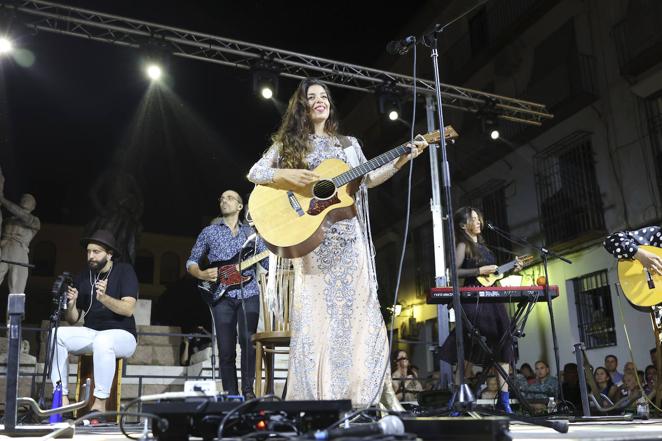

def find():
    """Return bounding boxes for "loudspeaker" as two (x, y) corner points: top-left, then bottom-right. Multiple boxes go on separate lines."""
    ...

(402, 416), (510, 441)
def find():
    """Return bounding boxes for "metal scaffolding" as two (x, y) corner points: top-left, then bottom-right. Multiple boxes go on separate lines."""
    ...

(2, 0), (553, 126)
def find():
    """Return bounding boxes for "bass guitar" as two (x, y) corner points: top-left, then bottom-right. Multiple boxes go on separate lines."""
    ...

(198, 249), (270, 305)
(617, 245), (662, 307)
(248, 127), (458, 258)
(476, 255), (533, 287)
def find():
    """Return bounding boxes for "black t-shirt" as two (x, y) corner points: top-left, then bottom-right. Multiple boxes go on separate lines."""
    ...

(74, 262), (139, 338)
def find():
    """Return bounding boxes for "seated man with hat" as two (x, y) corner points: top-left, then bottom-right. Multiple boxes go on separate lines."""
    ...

(50, 229), (139, 414)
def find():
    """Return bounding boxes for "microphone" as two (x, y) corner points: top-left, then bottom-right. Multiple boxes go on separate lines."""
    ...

(485, 221), (496, 231)
(241, 233), (257, 249)
(386, 36), (416, 55)
(313, 415), (404, 440)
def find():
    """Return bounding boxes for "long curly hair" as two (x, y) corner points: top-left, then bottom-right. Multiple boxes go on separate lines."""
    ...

(272, 78), (340, 169)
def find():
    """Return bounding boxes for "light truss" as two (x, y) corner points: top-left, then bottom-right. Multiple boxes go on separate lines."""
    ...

(2, 0), (553, 125)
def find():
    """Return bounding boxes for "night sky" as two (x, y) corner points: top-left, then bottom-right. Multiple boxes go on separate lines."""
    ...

(0, 0), (434, 236)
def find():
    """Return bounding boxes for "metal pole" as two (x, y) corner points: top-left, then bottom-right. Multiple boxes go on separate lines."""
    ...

(4, 294), (26, 431)
(425, 95), (452, 390)
(427, 35), (474, 406)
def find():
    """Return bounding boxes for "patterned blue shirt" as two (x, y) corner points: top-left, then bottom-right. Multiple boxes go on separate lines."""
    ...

(186, 219), (268, 299)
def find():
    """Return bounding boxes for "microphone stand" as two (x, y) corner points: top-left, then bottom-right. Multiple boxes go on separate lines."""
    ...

(418, 0), (488, 411)
(486, 222), (572, 406)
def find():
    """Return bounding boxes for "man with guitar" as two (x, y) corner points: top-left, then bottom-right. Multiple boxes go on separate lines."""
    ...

(186, 190), (268, 399)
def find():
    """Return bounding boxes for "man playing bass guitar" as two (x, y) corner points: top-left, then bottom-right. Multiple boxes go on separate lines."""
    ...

(187, 189), (268, 399)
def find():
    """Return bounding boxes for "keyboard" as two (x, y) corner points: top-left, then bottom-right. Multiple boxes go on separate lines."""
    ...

(428, 285), (559, 304)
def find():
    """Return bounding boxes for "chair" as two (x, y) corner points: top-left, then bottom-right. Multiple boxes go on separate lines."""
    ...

(74, 354), (124, 423)
(253, 269), (293, 396)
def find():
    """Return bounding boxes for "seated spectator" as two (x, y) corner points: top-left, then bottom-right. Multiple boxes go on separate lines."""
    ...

(479, 375), (499, 400)
(617, 372), (642, 403)
(519, 363), (536, 385)
(593, 366), (619, 405)
(645, 364), (657, 395)
(605, 354), (624, 385)
(392, 350), (423, 402)
(518, 360), (559, 401)
(623, 361), (636, 377)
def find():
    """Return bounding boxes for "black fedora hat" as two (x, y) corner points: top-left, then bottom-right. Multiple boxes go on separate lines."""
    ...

(80, 229), (119, 255)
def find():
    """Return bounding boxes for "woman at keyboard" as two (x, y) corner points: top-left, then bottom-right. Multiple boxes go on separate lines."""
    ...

(438, 206), (521, 414)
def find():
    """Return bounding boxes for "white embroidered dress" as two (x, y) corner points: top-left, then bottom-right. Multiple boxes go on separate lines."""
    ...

(247, 134), (401, 408)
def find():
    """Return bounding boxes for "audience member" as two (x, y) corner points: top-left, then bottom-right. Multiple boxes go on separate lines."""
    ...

(605, 354), (623, 385)
(593, 366), (619, 405)
(519, 363), (536, 385)
(518, 360), (559, 401)
(392, 350), (423, 402)
(479, 376), (499, 400)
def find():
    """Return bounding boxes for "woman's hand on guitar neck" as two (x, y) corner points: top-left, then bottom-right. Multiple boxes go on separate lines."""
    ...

(635, 248), (662, 275)
(273, 169), (320, 190)
(395, 134), (429, 170)
(479, 265), (498, 275)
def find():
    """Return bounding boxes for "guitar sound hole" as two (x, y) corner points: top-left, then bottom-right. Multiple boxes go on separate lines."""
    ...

(313, 179), (336, 200)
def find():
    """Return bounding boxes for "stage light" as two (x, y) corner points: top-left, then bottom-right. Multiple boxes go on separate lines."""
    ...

(377, 83), (402, 122)
(251, 60), (279, 100)
(490, 129), (500, 140)
(146, 64), (162, 80)
(0, 37), (13, 55)
(260, 86), (274, 100)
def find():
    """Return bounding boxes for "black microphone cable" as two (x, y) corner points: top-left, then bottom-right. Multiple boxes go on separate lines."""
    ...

(366, 40), (419, 410)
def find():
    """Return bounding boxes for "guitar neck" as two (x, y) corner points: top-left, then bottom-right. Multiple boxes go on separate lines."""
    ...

(496, 260), (517, 275)
(239, 250), (270, 271)
(333, 144), (410, 187)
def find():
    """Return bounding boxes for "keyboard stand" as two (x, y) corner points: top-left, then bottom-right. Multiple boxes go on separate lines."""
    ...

(456, 301), (536, 415)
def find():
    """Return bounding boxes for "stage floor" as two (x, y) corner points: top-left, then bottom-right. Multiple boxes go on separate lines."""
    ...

(2, 419), (662, 440)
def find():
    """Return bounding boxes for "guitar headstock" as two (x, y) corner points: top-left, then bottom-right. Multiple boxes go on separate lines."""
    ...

(421, 125), (459, 144)
(519, 255), (535, 266)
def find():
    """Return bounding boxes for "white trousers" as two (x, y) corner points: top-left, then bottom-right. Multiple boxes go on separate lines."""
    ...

(51, 326), (137, 399)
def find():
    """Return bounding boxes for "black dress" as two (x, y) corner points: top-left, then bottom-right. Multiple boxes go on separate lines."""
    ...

(438, 242), (514, 366)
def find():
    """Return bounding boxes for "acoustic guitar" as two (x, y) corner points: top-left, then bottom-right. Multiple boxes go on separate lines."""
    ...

(198, 249), (270, 305)
(617, 245), (662, 307)
(248, 127), (458, 258)
(476, 255), (533, 287)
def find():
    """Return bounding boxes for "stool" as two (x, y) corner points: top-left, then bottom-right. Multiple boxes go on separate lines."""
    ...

(252, 330), (290, 396)
(74, 354), (124, 423)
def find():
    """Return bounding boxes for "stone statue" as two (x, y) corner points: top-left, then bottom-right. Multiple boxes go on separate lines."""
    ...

(0, 174), (41, 294)
(86, 166), (143, 263)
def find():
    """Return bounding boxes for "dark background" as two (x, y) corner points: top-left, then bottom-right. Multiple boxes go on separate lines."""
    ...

(0, 0), (433, 236)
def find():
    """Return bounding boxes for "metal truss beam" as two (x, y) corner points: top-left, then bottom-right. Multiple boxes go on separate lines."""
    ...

(2, 0), (553, 125)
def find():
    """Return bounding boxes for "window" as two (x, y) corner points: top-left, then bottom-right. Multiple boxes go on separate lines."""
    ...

(535, 131), (605, 246)
(135, 249), (154, 284)
(32, 241), (56, 277)
(573, 270), (616, 349)
(160, 252), (180, 284)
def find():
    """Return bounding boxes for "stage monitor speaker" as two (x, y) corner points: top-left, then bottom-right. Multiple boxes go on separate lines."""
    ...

(402, 416), (510, 441)
(144, 399), (352, 441)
